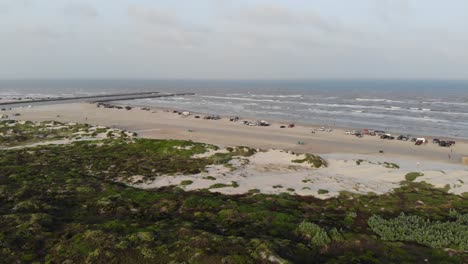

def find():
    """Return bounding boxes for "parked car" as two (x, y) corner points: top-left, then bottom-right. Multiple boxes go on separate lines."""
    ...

(448, 140), (456, 145)
(439, 141), (451, 147)
(433, 138), (440, 144)
(415, 140), (423, 145)
(288, 124), (295, 128)
(411, 138), (417, 142)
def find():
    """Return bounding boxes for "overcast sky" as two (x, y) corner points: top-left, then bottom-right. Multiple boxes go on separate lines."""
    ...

(0, 0), (467, 80)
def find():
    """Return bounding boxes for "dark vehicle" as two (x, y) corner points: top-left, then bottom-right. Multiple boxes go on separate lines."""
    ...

(415, 140), (423, 145)
(448, 140), (456, 145)
(288, 124), (295, 128)
(397, 135), (410, 141)
(433, 138), (440, 144)
(388, 136), (395, 140)
(439, 141), (451, 147)
(380, 135), (389, 139)
(230, 116), (239, 122)
(280, 125), (286, 128)
(355, 133), (363, 138)
(375, 130), (386, 136)
(411, 138), (417, 142)
(194, 115), (200, 119)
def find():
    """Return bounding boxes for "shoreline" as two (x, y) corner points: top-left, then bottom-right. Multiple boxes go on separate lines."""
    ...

(3, 102), (468, 166)
(114, 100), (468, 142)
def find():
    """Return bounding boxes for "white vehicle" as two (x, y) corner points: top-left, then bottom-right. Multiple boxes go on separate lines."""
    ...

(345, 131), (351, 135)
(319, 127), (325, 131)
(326, 129), (333, 132)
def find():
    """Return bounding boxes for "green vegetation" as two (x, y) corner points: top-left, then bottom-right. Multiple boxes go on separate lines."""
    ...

(208, 181), (239, 189)
(203, 176), (217, 180)
(405, 172), (425, 181)
(318, 189), (329, 194)
(298, 222), (331, 247)
(0, 123), (466, 263)
(292, 153), (328, 168)
(180, 180), (193, 186)
(383, 162), (400, 169)
(369, 212), (468, 250)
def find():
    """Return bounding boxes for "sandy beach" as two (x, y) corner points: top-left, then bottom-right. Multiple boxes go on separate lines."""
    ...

(2, 101), (467, 199)
(4, 102), (468, 165)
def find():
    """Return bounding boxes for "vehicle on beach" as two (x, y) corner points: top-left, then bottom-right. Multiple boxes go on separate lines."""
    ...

(439, 141), (452, 147)
(326, 129), (333, 132)
(319, 127), (325, 131)
(397, 135), (410, 141)
(375, 130), (386, 136)
(345, 130), (351, 135)
(194, 115), (200, 119)
(204, 115), (221, 120)
(288, 124), (295, 128)
(415, 138), (428, 145)
(355, 133), (363, 138)
(433, 138), (440, 144)
(258, 120), (270, 126)
(411, 138), (418, 142)
(380, 134), (393, 139)
(280, 125), (286, 128)
(230, 116), (239, 122)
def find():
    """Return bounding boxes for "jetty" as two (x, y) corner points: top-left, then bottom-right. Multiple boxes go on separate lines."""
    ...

(0, 92), (195, 108)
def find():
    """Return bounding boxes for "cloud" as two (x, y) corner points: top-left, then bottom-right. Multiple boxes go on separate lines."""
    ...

(62, 2), (98, 19)
(128, 5), (181, 28)
(16, 24), (62, 39)
(372, 0), (411, 22)
(128, 5), (212, 48)
(231, 4), (339, 32)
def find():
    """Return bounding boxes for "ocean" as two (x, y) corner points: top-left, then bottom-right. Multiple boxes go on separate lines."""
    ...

(1, 79), (468, 139)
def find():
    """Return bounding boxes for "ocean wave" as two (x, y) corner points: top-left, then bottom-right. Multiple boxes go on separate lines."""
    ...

(424, 101), (468, 107)
(251, 94), (303, 98)
(355, 98), (406, 103)
(201, 95), (278, 103)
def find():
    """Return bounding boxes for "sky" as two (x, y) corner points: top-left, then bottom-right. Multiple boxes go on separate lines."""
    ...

(0, 0), (467, 80)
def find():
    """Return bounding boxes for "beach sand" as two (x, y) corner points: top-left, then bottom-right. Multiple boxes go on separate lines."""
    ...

(4, 102), (467, 198)
(5, 102), (468, 165)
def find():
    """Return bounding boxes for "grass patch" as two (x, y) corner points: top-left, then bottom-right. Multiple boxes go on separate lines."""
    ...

(318, 189), (329, 195)
(292, 154), (327, 168)
(405, 172), (424, 182)
(180, 180), (193, 186)
(383, 162), (400, 169)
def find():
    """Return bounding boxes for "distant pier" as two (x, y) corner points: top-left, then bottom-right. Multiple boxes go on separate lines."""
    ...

(0, 92), (195, 108)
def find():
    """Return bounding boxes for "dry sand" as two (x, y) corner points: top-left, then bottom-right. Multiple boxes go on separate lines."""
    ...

(5, 102), (468, 165)
(3, 102), (467, 198)
(129, 148), (467, 198)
